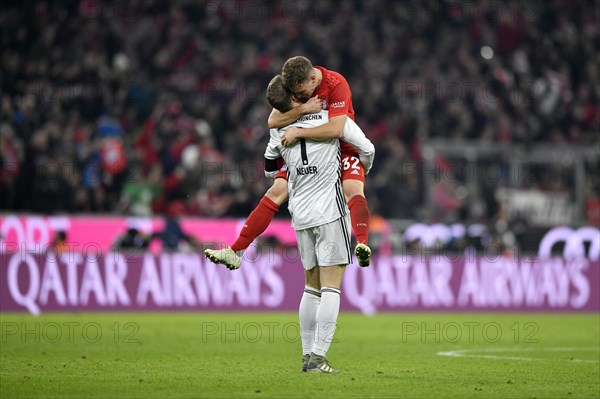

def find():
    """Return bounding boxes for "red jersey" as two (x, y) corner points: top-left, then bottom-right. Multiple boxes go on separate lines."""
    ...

(273, 66), (365, 183)
(313, 66), (355, 121)
(313, 66), (357, 157)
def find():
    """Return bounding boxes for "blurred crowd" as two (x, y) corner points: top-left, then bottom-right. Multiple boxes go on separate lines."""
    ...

(1, 0), (598, 222)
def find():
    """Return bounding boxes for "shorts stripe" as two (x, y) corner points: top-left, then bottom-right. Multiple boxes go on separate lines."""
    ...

(338, 216), (352, 264)
(334, 151), (345, 219)
(335, 181), (345, 218)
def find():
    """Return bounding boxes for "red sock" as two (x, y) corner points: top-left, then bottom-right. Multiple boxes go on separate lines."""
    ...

(347, 195), (370, 245)
(230, 196), (279, 252)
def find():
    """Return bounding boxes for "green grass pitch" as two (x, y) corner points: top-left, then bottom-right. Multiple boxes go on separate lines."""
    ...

(1, 312), (598, 398)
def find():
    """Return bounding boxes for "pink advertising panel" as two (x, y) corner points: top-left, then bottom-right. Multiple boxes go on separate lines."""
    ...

(1, 216), (598, 314)
(0, 215), (297, 253)
(1, 250), (597, 315)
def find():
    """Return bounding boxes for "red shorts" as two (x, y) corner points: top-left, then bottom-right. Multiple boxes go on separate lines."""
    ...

(340, 142), (366, 183)
(275, 165), (288, 180)
(275, 142), (365, 182)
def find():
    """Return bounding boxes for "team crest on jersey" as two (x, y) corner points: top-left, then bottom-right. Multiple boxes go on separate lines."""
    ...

(322, 99), (327, 109)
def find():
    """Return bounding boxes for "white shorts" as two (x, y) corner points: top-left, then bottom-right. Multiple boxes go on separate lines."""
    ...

(295, 215), (352, 270)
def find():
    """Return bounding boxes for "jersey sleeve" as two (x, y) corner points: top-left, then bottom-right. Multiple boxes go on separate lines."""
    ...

(264, 128), (282, 160)
(341, 119), (375, 174)
(328, 78), (352, 118)
(264, 129), (284, 180)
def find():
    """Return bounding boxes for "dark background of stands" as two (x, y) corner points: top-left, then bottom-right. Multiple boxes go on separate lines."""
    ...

(1, 0), (598, 227)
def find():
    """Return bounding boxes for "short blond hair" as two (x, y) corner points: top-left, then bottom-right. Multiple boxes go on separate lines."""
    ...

(281, 56), (313, 89)
(266, 75), (293, 113)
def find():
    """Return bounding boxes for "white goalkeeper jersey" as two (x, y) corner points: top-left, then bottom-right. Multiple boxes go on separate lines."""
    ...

(264, 110), (348, 230)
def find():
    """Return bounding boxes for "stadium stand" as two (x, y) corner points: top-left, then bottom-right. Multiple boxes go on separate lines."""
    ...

(1, 0), (598, 223)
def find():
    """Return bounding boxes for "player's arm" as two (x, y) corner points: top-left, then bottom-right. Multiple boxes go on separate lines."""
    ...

(281, 115), (346, 147)
(264, 128), (284, 180)
(281, 78), (352, 146)
(267, 96), (322, 129)
(341, 119), (375, 174)
(264, 158), (284, 180)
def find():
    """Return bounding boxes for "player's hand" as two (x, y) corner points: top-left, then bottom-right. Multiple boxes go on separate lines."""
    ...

(300, 96), (322, 114)
(281, 127), (301, 147)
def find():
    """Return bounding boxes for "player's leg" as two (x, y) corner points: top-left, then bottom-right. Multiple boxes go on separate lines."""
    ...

(204, 174), (289, 270)
(341, 150), (372, 267)
(306, 216), (351, 374)
(307, 265), (345, 373)
(299, 267), (320, 372)
(230, 176), (288, 251)
(296, 227), (320, 372)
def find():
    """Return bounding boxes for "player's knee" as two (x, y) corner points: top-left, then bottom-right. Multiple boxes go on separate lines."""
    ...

(318, 265), (346, 289)
(342, 182), (364, 202)
(305, 268), (320, 289)
(266, 179), (289, 205)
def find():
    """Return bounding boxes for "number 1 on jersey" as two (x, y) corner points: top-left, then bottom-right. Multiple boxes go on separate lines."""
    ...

(300, 139), (309, 165)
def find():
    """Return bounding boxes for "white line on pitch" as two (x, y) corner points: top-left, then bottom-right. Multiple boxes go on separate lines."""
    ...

(437, 347), (600, 364)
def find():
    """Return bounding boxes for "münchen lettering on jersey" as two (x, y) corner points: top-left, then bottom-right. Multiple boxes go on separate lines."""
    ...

(264, 110), (349, 230)
(294, 114), (324, 123)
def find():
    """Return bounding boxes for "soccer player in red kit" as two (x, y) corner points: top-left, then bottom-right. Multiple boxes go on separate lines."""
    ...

(205, 56), (372, 269)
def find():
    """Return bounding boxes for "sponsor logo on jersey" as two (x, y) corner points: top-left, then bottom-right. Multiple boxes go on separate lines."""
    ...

(330, 101), (345, 108)
(296, 165), (318, 175)
(351, 170), (360, 175)
(322, 99), (327, 109)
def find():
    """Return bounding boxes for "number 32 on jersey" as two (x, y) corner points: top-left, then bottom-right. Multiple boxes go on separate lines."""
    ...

(342, 156), (361, 175)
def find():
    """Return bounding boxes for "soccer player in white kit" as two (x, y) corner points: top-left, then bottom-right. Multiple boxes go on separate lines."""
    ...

(204, 57), (373, 271)
(263, 75), (373, 374)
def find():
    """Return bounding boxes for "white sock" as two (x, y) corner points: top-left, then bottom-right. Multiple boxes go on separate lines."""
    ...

(299, 286), (321, 355)
(313, 287), (341, 356)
